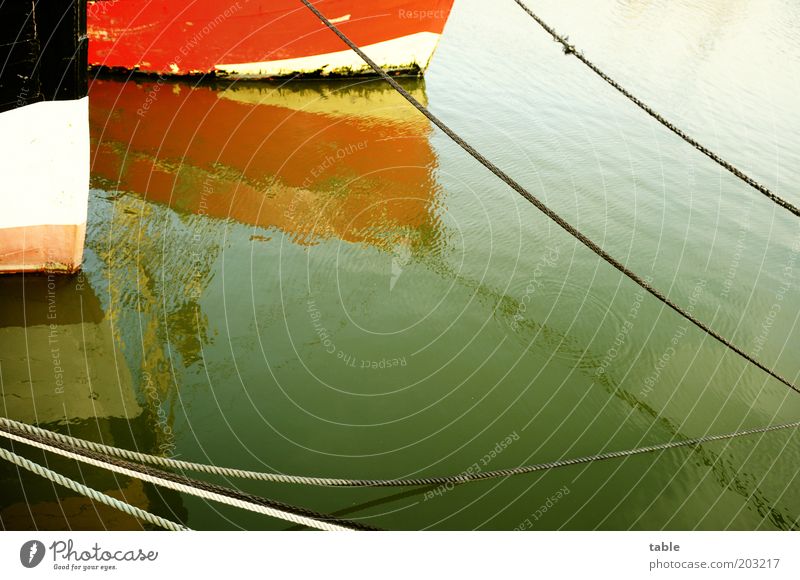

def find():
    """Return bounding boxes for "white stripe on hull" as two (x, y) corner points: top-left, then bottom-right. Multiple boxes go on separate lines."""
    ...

(0, 98), (89, 229)
(0, 98), (89, 273)
(215, 31), (442, 78)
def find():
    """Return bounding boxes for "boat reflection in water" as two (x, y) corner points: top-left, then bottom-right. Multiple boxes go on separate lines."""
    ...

(90, 77), (442, 253)
(0, 273), (186, 529)
(3, 69), (798, 531)
(1, 77), (444, 530)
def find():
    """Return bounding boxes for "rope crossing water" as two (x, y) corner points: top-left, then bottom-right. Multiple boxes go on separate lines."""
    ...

(513, 0), (800, 220)
(2, 417), (798, 488)
(0, 446), (189, 531)
(3, 4), (797, 533)
(0, 423), (376, 531)
(299, 0), (800, 396)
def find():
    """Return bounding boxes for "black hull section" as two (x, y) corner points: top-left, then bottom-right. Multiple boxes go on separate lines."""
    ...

(0, 0), (88, 115)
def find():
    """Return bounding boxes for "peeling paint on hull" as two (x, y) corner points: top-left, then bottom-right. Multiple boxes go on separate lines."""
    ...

(214, 31), (442, 79)
(0, 224), (87, 275)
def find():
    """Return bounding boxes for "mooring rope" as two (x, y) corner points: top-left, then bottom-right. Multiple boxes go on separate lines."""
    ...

(300, 0), (800, 396)
(2, 417), (798, 488)
(512, 0), (800, 219)
(0, 446), (189, 531)
(0, 425), (376, 531)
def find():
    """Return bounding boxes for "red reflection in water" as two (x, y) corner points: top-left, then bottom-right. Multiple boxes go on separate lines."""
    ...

(90, 78), (441, 247)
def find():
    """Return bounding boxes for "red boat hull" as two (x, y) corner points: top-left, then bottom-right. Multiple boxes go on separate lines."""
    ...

(88, 0), (454, 77)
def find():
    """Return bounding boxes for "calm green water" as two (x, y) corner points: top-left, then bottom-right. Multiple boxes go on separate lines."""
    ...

(2, 0), (800, 530)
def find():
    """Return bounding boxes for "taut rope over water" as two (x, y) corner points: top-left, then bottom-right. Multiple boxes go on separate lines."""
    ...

(513, 0), (800, 220)
(0, 445), (189, 531)
(299, 0), (800, 395)
(0, 423), (377, 531)
(2, 416), (799, 488)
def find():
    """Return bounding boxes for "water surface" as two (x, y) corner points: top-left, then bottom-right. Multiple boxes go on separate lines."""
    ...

(2, 0), (799, 530)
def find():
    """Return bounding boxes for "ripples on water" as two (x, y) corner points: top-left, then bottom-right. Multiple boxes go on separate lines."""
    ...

(1, 0), (799, 530)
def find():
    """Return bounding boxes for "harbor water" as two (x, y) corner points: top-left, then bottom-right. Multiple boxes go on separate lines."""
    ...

(2, 0), (799, 530)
